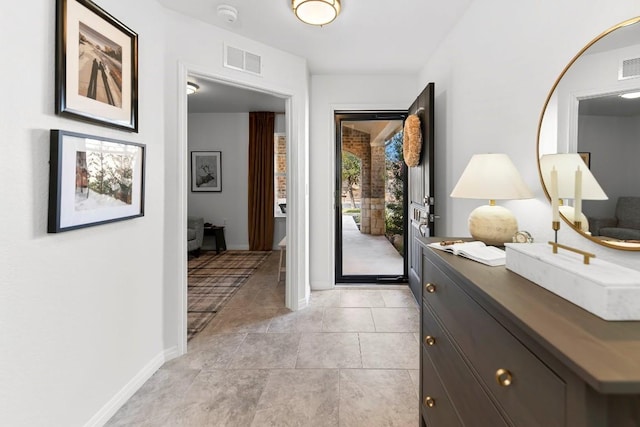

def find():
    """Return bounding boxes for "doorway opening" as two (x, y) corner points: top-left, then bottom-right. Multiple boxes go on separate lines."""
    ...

(335, 111), (408, 283)
(177, 67), (299, 352)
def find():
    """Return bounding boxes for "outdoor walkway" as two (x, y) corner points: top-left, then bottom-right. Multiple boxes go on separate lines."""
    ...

(342, 215), (404, 276)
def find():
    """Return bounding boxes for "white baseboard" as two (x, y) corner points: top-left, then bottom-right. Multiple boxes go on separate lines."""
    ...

(227, 244), (250, 250)
(310, 280), (334, 291)
(84, 346), (178, 427)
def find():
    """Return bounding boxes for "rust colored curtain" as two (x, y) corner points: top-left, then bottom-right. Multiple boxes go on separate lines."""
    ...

(248, 112), (275, 250)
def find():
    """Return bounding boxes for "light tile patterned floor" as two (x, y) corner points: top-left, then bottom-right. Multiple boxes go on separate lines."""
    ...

(106, 252), (420, 427)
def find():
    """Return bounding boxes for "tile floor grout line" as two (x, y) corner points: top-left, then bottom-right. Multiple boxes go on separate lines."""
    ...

(369, 307), (378, 333)
(293, 330), (304, 369)
(221, 332), (250, 370)
(357, 332), (364, 369)
(337, 367), (342, 425)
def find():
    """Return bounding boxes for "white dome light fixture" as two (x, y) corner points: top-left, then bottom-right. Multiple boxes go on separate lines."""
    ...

(292, 0), (341, 26)
(187, 82), (199, 95)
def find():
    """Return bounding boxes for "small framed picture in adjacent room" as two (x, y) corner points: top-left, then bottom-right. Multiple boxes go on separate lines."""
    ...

(48, 130), (145, 233)
(55, 0), (139, 131)
(191, 151), (222, 192)
(578, 152), (591, 169)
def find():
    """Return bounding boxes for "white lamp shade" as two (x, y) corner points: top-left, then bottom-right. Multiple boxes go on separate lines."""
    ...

(450, 154), (534, 200)
(559, 205), (589, 232)
(292, 0), (341, 26)
(539, 153), (607, 200)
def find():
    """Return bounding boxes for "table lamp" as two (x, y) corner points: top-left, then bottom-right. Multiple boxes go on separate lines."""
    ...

(451, 153), (534, 246)
(539, 153), (608, 232)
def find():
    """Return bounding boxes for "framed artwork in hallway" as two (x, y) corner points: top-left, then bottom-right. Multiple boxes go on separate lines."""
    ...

(48, 130), (145, 233)
(55, 0), (139, 132)
(191, 151), (222, 192)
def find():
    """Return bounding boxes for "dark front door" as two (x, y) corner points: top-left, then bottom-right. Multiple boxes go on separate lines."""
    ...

(407, 83), (435, 302)
(334, 111), (408, 283)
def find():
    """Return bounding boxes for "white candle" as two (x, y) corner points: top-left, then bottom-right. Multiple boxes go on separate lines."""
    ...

(574, 166), (582, 224)
(550, 166), (560, 222)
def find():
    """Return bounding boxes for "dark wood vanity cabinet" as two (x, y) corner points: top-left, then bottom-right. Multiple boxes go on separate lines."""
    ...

(419, 237), (640, 427)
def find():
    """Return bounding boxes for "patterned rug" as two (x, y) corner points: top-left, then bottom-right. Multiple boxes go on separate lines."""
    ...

(188, 250), (271, 340)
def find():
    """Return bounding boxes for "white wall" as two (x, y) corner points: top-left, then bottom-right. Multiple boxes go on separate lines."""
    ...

(1, 2), (310, 425)
(309, 75), (418, 290)
(188, 113), (250, 249)
(0, 0), (168, 425)
(418, 0), (640, 269)
(556, 43), (640, 153)
(162, 7), (310, 353)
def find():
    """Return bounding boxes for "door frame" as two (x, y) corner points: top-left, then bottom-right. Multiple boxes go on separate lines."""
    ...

(334, 110), (408, 284)
(176, 62), (304, 355)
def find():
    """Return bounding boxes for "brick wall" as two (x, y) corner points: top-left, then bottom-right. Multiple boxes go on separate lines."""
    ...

(275, 135), (286, 199)
(341, 127), (386, 235)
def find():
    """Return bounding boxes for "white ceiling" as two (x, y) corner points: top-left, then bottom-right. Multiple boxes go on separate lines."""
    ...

(579, 94), (640, 117)
(158, 0), (474, 75)
(579, 22), (640, 116)
(187, 78), (287, 113)
(172, 0), (473, 113)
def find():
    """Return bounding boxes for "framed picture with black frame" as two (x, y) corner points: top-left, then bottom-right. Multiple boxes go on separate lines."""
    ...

(55, 0), (139, 132)
(191, 151), (222, 192)
(578, 151), (591, 169)
(48, 129), (145, 233)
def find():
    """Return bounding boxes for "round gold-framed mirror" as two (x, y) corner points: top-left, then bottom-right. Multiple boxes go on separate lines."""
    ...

(537, 16), (640, 251)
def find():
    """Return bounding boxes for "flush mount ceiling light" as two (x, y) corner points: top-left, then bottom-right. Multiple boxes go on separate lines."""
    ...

(292, 0), (341, 26)
(187, 82), (199, 95)
(620, 91), (640, 99)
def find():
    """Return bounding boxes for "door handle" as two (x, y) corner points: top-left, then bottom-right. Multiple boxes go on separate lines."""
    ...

(419, 221), (428, 237)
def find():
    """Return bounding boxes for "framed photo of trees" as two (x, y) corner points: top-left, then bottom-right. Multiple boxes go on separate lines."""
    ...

(55, 0), (139, 131)
(191, 151), (222, 192)
(48, 129), (145, 232)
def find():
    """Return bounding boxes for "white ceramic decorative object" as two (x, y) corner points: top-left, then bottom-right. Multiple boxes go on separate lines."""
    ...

(468, 205), (518, 246)
(505, 243), (640, 321)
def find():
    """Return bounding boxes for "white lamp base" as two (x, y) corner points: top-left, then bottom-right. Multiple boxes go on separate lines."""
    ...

(468, 205), (518, 246)
(559, 205), (589, 233)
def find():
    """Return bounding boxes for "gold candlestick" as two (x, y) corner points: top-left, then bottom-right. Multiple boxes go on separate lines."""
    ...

(552, 220), (560, 243)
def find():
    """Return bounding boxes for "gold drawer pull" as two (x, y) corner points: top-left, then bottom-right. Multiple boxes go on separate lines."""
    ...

(424, 396), (436, 408)
(425, 283), (436, 293)
(424, 335), (436, 346)
(495, 368), (513, 387)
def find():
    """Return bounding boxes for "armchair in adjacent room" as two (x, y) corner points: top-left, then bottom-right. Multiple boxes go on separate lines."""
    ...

(187, 216), (204, 256)
(589, 197), (640, 240)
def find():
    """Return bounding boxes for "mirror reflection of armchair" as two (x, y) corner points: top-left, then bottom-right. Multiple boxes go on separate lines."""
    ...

(589, 197), (640, 240)
(187, 216), (204, 256)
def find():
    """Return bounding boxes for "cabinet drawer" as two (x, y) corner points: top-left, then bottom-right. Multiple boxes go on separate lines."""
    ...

(423, 256), (566, 427)
(421, 350), (462, 427)
(422, 303), (508, 426)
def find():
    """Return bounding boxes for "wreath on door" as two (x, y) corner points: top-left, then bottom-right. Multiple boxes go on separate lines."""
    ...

(403, 114), (422, 167)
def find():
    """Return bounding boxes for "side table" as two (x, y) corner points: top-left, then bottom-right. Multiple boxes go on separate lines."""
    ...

(203, 225), (227, 254)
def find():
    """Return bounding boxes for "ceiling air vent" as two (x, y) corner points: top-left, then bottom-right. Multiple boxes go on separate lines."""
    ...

(224, 45), (262, 76)
(619, 57), (640, 80)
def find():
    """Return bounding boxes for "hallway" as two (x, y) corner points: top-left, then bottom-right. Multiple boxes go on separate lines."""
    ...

(106, 252), (420, 426)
